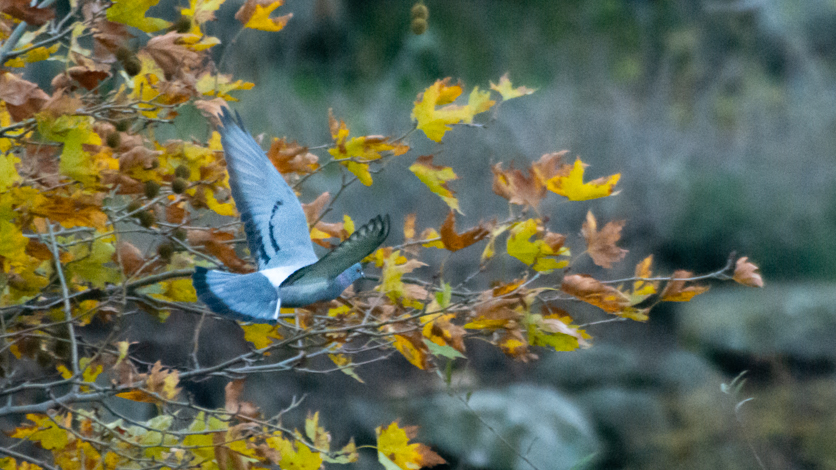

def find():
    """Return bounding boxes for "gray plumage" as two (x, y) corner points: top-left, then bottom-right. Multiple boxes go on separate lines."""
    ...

(192, 108), (389, 322)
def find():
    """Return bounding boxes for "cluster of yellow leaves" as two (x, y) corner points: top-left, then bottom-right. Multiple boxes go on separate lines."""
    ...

(328, 110), (409, 186)
(376, 422), (445, 470)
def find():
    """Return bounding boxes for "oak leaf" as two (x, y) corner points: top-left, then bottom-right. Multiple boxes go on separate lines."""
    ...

(733, 257), (764, 288)
(581, 211), (628, 269)
(546, 157), (620, 201)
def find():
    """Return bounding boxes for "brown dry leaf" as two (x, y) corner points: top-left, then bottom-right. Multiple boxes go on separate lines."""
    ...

(660, 270), (710, 301)
(0, 73), (50, 121)
(194, 98), (228, 126)
(52, 66), (111, 91)
(439, 211), (490, 252)
(464, 297), (521, 330)
(101, 172), (144, 194)
(223, 379), (258, 418)
(581, 211), (628, 269)
(119, 146), (161, 172)
(301, 192), (330, 225)
(497, 328), (533, 361)
(561, 274), (630, 313)
(733, 257), (764, 288)
(403, 214), (417, 241)
(115, 241), (147, 277)
(144, 32), (201, 79)
(90, 16), (132, 57)
(166, 200), (188, 224)
(267, 137), (319, 174)
(492, 151), (570, 210)
(0, 0), (55, 25)
(188, 229), (254, 273)
(116, 361), (181, 403)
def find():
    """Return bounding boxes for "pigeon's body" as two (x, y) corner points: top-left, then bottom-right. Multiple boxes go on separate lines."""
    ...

(192, 109), (389, 322)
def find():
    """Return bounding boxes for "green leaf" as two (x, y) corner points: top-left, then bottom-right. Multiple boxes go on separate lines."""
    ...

(424, 338), (465, 360)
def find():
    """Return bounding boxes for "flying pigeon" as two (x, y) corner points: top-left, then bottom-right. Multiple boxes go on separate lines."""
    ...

(193, 108), (390, 322)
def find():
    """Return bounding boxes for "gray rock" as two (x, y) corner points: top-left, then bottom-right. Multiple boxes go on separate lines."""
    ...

(677, 283), (836, 363)
(353, 384), (599, 470)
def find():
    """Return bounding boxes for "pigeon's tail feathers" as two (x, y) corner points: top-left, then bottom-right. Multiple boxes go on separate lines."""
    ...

(193, 267), (281, 323)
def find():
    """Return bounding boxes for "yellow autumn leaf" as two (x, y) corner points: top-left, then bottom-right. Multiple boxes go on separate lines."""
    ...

(0, 220), (29, 272)
(241, 323), (283, 352)
(37, 114), (101, 187)
(152, 278), (198, 302)
(506, 219), (570, 273)
(409, 155), (460, 213)
(9, 414), (71, 450)
(391, 334), (429, 370)
(241, 1), (292, 32)
(107, 0), (172, 32)
(328, 111), (408, 186)
(412, 78), (496, 142)
(546, 158), (620, 201)
(489, 73), (536, 100)
(66, 239), (121, 288)
(195, 72), (254, 101)
(266, 434), (323, 470)
(180, 0), (224, 25)
(202, 186), (236, 216)
(377, 251), (427, 309)
(376, 422), (445, 470)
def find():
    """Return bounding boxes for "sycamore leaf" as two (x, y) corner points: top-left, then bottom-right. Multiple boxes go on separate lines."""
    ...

(195, 72), (255, 101)
(188, 229), (253, 273)
(181, 0), (224, 24)
(1, 0), (55, 25)
(733, 257), (764, 288)
(37, 114), (101, 187)
(0, 220), (30, 272)
(582, 211), (628, 269)
(241, 323), (283, 353)
(660, 270), (709, 302)
(235, 0), (292, 32)
(66, 239), (121, 288)
(328, 111), (408, 186)
(489, 73), (536, 101)
(463, 297), (520, 330)
(376, 422), (445, 470)
(632, 255), (658, 297)
(116, 361), (181, 403)
(266, 434), (322, 470)
(329, 353), (364, 382)
(411, 78), (495, 142)
(268, 137), (319, 174)
(506, 219), (569, 273)
(439, 211), (489, 252)
(561, 274), (630, 313)
(0, 72), (50, 121)
(409, 155), (460, 213)
(391, 332), (431, 370)
(422, 313), (465, 354)
(377, 251), (428, 309)
(526, 306), (591, 352)
(9, 414), (70, 450)
(107, 0), (172, 33)
(546, 158), (620, 201)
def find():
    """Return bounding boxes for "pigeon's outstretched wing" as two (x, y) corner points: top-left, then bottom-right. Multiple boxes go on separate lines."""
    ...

(193, 267), (281, 322)
(218, 108), (318, 271)
(282, 215), (390, 286)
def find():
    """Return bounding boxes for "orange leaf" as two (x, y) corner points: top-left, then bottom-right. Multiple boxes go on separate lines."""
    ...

(546, 157), (620, 201)
(492, 153), (565, 210)
(439, 211), (490, 252)
(188, 229), (254, 273)
(733, 257), (764, 288)
(660, 270), (710, 302)
(581, 211), (628, 269)
(561, 274), (630, 313)
(267, 137), (319, 174)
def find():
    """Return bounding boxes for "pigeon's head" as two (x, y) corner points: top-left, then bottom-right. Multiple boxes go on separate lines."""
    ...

(336, 262), (364, 289)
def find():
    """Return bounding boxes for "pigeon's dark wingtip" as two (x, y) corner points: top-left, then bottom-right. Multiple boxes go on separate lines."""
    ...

(217, 106), (246, 131)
